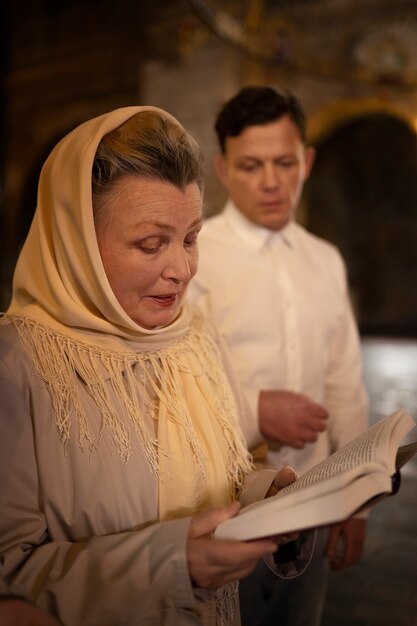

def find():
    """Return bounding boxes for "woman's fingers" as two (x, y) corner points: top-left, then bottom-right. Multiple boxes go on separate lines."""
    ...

(188, 501), (241, 539)
(187, 504), (278, 588)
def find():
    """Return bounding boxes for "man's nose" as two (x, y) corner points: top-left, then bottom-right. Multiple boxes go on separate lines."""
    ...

(262, 164), (279, 189)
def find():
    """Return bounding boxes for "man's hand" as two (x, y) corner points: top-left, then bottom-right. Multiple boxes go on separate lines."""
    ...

(259, 390), (328, 449)
(326, 518), (367, 570)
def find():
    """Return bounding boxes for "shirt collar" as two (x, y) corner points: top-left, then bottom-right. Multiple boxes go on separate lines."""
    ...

(224, 199), (295, 251)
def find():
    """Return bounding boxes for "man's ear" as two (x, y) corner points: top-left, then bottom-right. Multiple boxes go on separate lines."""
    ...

(214, 154), (229, 186)
(304, 146), (316, 181)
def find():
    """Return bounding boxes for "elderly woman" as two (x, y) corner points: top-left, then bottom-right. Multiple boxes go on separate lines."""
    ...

(0, 106), (311, 626)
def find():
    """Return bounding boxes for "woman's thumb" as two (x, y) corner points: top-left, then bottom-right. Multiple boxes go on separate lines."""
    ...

(189, 501), (241, 538)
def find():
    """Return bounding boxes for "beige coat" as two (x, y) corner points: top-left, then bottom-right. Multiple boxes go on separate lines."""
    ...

(0, 324), (312, 626)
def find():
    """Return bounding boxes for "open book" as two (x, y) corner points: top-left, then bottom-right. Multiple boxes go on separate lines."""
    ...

(215, 408), (417, 541)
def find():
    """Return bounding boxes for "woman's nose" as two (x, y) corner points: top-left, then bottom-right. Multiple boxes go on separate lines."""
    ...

(162, 247), (191, 283)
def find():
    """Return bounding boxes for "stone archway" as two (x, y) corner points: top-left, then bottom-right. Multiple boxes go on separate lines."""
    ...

(303, 108), (417, 336)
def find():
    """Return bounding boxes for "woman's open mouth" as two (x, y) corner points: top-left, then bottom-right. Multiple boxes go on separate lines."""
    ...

(149, 294), (179, 307)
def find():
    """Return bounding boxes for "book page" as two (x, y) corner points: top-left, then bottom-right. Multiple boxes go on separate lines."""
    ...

(215, 410), (415, 541)
(216, 472), (393, 540)
(274, 409), (412, 499)
(396, 441), (417, 468)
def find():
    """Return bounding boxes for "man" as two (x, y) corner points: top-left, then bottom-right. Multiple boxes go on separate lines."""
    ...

(189, 86), (369, 626)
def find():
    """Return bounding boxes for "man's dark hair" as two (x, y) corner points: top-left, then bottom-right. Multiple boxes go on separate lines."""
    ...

(215, 85), (307, 153)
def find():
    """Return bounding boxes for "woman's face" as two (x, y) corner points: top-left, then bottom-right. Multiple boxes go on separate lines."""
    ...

(95, 175), (203, 329)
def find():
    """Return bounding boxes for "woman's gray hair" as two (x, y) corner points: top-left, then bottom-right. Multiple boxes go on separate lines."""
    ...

(92, 110), (204, 227)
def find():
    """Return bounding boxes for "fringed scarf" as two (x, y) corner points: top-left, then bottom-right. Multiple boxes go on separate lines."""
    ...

(3, 311), (252, 520)
(2, 106), (252, 539)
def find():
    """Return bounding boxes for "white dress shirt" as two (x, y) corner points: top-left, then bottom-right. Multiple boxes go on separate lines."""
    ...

(189, 200), (369, 475)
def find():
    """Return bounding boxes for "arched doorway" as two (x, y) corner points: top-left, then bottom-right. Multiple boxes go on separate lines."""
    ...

(303, 108), (417, 336)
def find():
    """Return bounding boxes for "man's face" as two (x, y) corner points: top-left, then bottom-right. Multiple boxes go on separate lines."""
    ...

(216, 116), (315, 231)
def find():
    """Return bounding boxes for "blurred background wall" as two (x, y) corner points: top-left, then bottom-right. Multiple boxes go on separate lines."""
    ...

(2, 0), (417, 336)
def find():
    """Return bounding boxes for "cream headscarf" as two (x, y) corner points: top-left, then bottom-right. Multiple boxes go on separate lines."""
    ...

(2, 106), (252, 520)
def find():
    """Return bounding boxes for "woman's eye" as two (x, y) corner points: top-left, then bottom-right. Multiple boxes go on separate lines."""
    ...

(140, 246), (160, 254)
(137, 239), (162, 254)
(184, 231), (200, 247)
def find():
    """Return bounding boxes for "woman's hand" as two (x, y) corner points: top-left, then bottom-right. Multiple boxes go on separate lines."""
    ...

(265, 465), (300, 546)
(266, 464), (298, 498)
(187, 502), (278, 589)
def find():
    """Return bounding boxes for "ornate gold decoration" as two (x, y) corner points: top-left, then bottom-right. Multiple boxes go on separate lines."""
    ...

(187, 0), (417, 91)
